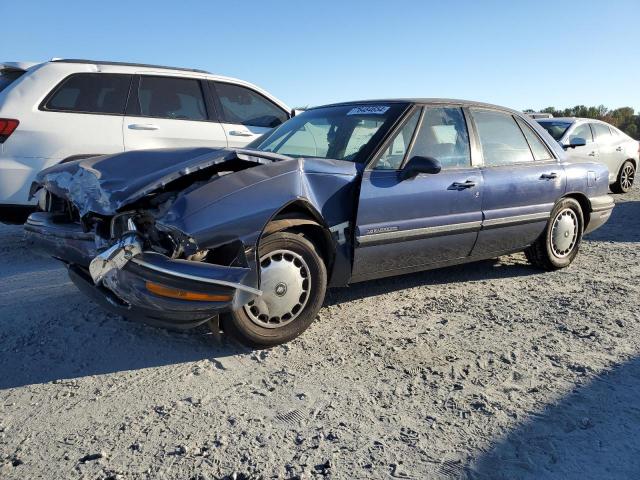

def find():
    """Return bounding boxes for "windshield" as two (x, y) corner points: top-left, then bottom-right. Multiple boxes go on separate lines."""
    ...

(537, 120), (572, 141)
(0, 69), (25, 94)
(252, 103), (409, 162)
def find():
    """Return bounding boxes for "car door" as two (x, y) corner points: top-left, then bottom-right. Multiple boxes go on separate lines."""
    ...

(565, 122), (599, 163)
(469, 109), (566, 256)
(352, 105), (483, 282)
(592, 122), (621, 183)
(123, 75), (227, 150)
(209, 81), (289, 148)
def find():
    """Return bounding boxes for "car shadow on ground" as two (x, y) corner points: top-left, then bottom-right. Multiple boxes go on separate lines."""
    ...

(325, 256), (538, 307)
(584, 200), (640, 243)
(0, 288), (250, 390)
(468, 356), (640, 479)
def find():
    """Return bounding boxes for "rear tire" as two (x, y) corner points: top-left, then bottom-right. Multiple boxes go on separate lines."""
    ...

(611, 160), (635, 193)
(525, 198), (583, 270)
(223, 231), (327, 347)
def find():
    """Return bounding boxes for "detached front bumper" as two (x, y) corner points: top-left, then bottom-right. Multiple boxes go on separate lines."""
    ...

(24, 212), (260, 329)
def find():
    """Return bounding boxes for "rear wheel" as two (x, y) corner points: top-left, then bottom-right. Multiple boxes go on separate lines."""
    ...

(223, 231), (327, 347)
(611, 160), (635, 193)
(525, 198), (584, 270)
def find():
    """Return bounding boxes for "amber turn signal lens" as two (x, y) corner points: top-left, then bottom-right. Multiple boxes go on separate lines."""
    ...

(145, 281), (232, 302)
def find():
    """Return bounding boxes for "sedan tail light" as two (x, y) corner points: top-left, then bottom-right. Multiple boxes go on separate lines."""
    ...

(0, 118), (19, 143)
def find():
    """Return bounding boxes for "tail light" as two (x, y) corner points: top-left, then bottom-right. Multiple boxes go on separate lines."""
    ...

(0, 118), (19, 143)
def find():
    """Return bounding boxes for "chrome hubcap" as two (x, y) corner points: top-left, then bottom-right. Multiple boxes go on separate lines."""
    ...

(621, 164), (635, 191)
(244, 249), (311, 328)
(551, 208), (578, 258)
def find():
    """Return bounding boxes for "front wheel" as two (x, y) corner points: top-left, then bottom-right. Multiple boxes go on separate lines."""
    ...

(222, 231), (327, 347)
(611, 160), (635, 194)
(525, 198), (584, 270)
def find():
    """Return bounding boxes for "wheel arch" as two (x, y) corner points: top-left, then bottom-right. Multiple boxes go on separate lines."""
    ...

(562, 192), (591, 230)
(259, 199), (336, 275)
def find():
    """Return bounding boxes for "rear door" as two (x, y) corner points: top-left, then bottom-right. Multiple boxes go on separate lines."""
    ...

(469, 109), (566, 256)
(209, 81), (289, 147)
(123, 75), (227, 150)
(352, 105), (483, 281)
(592, 122), (622, 182)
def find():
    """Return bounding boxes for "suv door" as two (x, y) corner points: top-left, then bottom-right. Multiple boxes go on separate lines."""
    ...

(123, 75), (227, 150)
(210, 81), (289, 147)
(38, 72), (131, 160)
(470, 109), (566, 256)
(352, 106), (483, 282)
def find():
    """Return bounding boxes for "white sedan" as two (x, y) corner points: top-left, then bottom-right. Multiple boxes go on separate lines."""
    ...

(537, 117), (639, 193)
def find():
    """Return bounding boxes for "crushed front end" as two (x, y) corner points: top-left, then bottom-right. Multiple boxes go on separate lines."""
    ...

(24, 152), (264, 329)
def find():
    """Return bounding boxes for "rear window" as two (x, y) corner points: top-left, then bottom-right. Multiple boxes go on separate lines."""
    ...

(0, 69), (25, 93)
(43, 73), (132, 114)
(137, 76), (208, 121)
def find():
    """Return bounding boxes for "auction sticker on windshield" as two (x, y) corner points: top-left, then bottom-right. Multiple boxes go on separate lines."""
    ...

(347, 106), (390, 115)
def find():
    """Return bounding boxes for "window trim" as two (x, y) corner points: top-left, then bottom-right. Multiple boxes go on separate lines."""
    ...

(39, 72), (134, 117)
(514, 116), (554, 162)
(125, 74), (215, 123)
(468, 107), (559, 168)
(405, 105), (475, 170)
(210, 80), (289, 128)
(367, 105), (422, 171)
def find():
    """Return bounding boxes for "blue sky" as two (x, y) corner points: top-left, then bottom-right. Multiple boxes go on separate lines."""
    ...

(3, 0), (639, 111)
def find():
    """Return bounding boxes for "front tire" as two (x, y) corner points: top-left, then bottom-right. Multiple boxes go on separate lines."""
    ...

(222, 231), (327, 347)
(611, 160), (635, 194)
(525, 198), (584, 270)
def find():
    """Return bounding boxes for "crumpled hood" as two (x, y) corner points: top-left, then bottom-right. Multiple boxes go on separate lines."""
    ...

(33, 147), (291, 216)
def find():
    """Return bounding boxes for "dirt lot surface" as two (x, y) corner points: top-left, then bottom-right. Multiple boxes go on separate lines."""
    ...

(1, 188), (639, 479)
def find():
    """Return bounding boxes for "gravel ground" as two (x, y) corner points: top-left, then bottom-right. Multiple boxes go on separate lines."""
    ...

(1, 188), (639, 480)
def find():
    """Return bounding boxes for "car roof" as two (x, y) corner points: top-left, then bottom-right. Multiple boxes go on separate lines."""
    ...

(49, 58), (211, 74)
(313, 98), (525, 115)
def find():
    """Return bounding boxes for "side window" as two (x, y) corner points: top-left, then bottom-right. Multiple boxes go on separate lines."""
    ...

(213, 82), (288, 128)
(410, 107), (471, 168)
(516, 117), (553, 161)
(570, 123), (593, 143)
(472, 109), (534, 166)
(137, 76), (207, 120)
(593, 123), (612, 141)
(375, 108), (421, 170)
(44, 73), (131, 114)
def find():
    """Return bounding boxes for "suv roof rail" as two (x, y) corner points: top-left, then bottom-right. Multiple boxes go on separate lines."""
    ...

(49, 58), (211, 74)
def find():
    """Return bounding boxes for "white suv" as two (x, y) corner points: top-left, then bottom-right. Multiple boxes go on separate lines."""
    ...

(0, 59), (291, 220)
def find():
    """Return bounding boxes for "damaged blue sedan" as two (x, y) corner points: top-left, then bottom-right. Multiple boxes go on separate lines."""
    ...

(25, 99), (614, 346)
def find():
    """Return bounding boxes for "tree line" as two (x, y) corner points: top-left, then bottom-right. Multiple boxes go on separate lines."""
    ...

(525, 106), (640, 140)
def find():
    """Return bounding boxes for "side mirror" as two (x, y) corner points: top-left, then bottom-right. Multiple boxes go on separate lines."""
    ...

(564, 137), (586, 149)
(400, 156), (441, 180)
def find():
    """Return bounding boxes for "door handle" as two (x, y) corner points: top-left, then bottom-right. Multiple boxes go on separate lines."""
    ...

(588, 151), (597, 157)
(616, 146), (623, 152)
(229, 130), (254, 137)
(540, 172), (558, 180)
(128, 124), (159, 131)
(449, 180), (476, 190)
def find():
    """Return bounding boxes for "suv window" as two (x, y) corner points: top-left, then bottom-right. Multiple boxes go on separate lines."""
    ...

(516, 117), (553, 161)
(592, 123), (612, 140)
(410, 107), (471, 168)
(570, 123), (593, 143)
(472, 109), (533, 166)
(375, 108), (421, 170)
(44, 73), (132, 114)
(213, 82), (288, 128)
(0, 69), (25, 94)
(137, 76), (207, 121)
